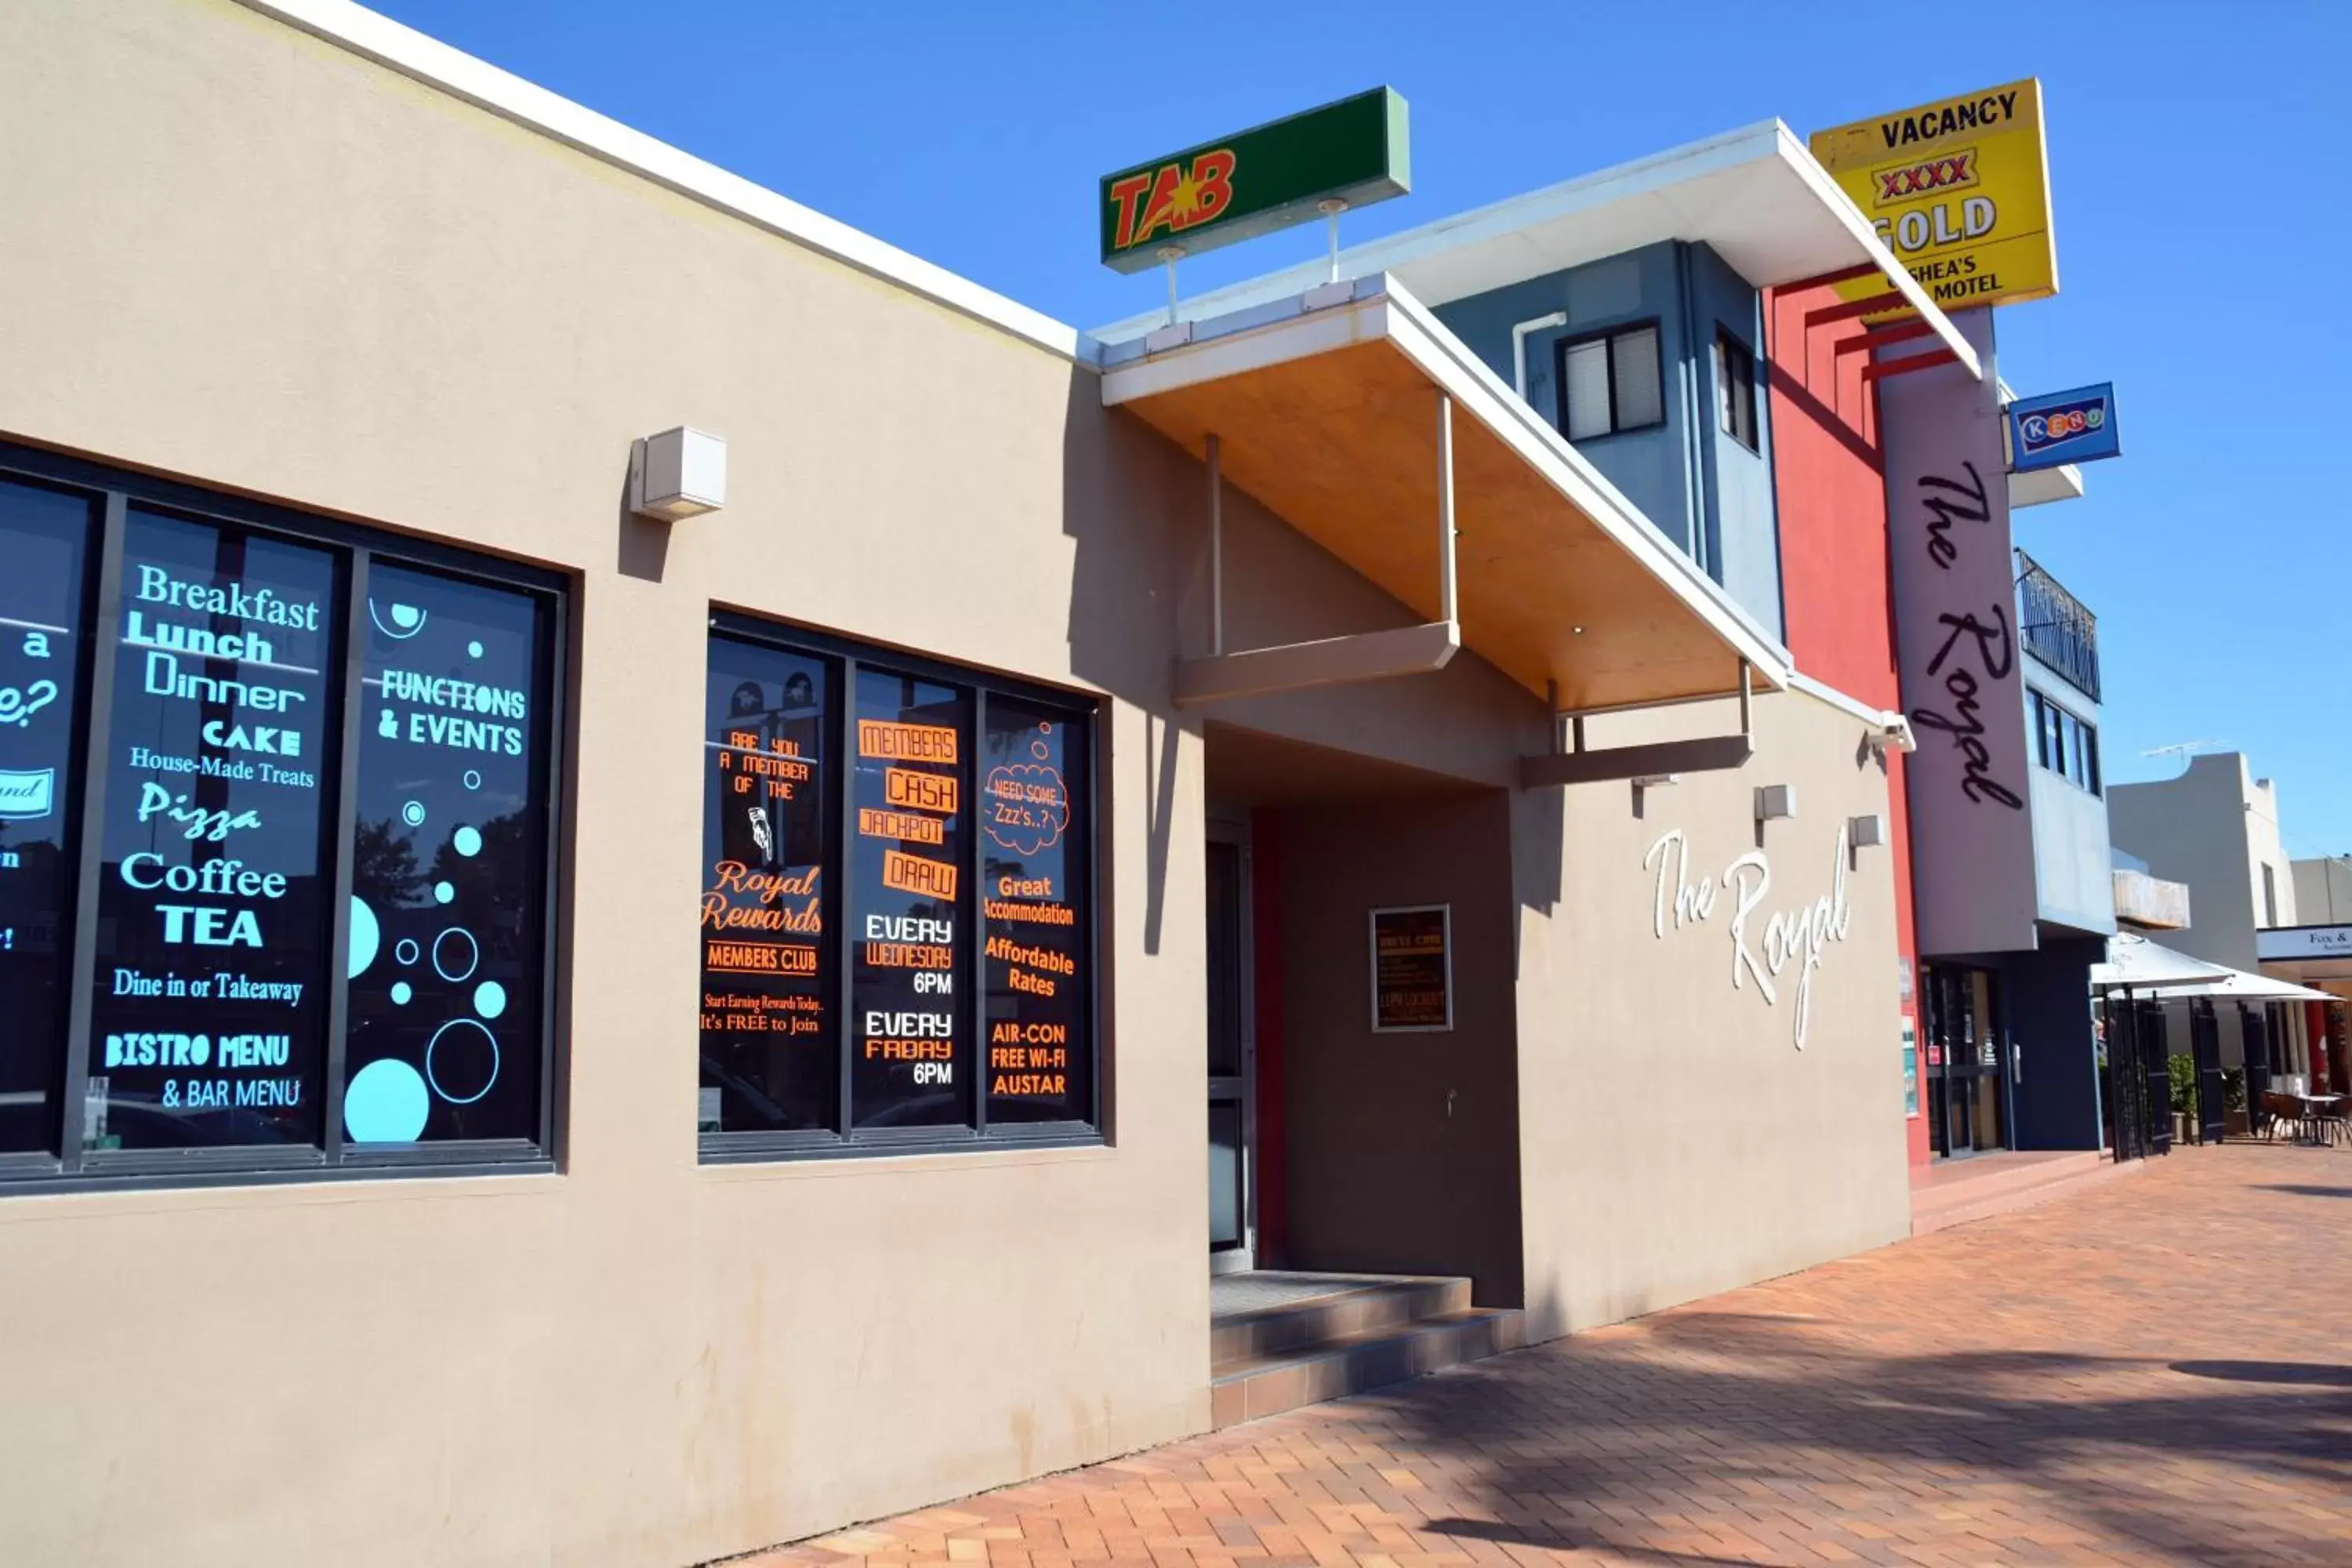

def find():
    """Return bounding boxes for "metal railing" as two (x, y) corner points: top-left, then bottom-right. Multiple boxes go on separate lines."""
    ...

(2016, 550), (2100, 702)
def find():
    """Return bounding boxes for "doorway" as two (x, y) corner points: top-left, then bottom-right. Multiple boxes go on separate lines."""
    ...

(1206, 831), (1254, 1272)
(1926, 965), (2008, 1156)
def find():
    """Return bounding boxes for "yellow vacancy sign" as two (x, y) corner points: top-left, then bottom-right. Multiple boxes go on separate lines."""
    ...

(1810, 78), (2057, 310)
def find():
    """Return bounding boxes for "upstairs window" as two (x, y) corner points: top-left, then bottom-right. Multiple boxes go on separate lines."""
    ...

(1715, 328), (1759, 452)
(1556, 323), (1664, 441)
(2030, 689), (2100, 795)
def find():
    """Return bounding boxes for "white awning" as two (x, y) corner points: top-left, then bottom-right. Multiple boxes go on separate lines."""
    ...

(2091, 935), (2232, 991)
(1093, 120), (1982, 380)
(2144, 967), (2336, 1004)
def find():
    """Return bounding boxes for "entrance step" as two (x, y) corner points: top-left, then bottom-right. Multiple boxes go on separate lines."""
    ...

(1910, 1148), (2140, 1236)
(1209, 1273), (1523, 1429)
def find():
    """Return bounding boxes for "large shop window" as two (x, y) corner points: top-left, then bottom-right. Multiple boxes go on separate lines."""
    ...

(0, 448), (564, 1192)
(700, 618), (1098, 1159)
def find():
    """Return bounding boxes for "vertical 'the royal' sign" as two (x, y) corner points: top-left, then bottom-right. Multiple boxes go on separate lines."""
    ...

(1879, 309), (2038, 956)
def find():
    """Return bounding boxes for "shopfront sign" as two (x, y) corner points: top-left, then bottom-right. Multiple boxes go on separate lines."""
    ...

(1878, 310), (2040, 957)
(1099, 88), (1410, 273)
(1809, 78), (2056, 312)
(1370, 905), (1451, 1032)
(2256, 926), (2352, 962)
(2008, 383), (2118, 472)
(1642, 824), (1856, 1051)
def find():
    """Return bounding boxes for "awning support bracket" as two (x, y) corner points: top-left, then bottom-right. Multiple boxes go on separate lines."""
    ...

(1519, 659), (1755, 788)
(1174, 393), (1461, 707)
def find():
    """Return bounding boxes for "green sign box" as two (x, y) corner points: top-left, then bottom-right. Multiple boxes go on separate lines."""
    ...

(1098, 87), (1410, 274)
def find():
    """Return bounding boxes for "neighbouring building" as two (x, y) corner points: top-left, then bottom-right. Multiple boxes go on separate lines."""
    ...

(2111, 752), (2326, 1091)
(0, 6), (2115, 1566)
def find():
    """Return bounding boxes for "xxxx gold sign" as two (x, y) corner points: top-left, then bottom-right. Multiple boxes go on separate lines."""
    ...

(1810, 79), (2057, 311)
(1099, 88), (1410, 274)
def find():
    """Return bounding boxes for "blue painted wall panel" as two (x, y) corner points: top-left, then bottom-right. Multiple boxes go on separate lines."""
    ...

(1432, 241), (1784, 641)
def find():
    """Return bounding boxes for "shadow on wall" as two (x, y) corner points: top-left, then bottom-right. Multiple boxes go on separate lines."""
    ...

(1320, 1309), (2352, 1566)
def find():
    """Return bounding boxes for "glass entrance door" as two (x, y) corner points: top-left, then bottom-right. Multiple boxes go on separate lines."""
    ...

(1205, 837), (1253, 1269)
(1927, 966), (2007, 1156)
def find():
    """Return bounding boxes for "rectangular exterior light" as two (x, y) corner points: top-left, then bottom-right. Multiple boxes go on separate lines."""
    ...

(632, 427), (727, 521)
(1849, 812), (1889, 848)
(1755, 783), (1798, 822)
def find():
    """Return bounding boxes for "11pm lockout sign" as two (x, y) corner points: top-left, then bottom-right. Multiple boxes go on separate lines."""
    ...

(1809, 78), (2058, 312)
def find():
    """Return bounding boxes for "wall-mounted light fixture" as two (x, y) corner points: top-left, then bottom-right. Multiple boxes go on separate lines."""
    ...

(630, 426), (728, 521)
(1755, 783), (1798, 822)
(1864, 717), (1917, 755)
(1849, 812), (1889, 848)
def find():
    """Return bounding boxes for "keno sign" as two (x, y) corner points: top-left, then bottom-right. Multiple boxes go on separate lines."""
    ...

(1643, 824), (1856, 1050)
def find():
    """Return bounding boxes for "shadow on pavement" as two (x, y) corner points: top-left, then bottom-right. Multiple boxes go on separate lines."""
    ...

(2172, 1359), (2352, 1387)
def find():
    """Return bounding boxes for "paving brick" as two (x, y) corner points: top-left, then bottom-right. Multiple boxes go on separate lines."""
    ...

(751, 1147), (2352, 1568)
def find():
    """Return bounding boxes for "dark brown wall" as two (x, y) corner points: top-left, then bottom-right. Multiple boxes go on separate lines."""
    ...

(1268, 790), (1524, 1306)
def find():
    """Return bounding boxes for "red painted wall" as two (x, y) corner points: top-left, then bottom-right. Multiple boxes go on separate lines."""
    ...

(1764, 283), (1930, 1167)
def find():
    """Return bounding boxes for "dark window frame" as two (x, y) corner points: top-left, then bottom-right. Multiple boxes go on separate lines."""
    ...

(0, 441), (569, 1196)
(2029, 687), (2101, 798)
(1714, 325), (1759, 452)
(1552, 319), (1668, 441)
(702, 610), (1105, 1163)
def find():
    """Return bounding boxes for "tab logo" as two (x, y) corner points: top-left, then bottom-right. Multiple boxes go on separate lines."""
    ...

(1874, 149), (1978, 205)
(1107, 149), (1236, 254)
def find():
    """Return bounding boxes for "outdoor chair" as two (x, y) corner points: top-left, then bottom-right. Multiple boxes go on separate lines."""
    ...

(2260, 1091), (2310, 1144)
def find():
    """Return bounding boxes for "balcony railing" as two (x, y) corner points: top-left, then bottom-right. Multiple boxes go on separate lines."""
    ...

(2016, 550), (2100, 702)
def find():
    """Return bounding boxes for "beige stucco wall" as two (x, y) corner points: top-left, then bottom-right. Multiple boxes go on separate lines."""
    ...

(0, 4), (1230, 1565)
(2110, 752), (2295, 971)
(1512, 691), (1913, 1341)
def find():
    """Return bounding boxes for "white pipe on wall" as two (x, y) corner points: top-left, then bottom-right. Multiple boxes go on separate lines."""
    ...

(1510, 310), (1568, 402)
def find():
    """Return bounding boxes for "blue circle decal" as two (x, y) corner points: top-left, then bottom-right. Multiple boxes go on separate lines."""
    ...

(347, 896), (380, 978)
(452, 825), (483, 858)
(433, 927), (480, 982)
(426, 1019), (500, 1105)
(434, 880), (455, 905)
(346, 1058), (429, 1142)
(474, 980), (507, 1020)
(390, 981), (413, 1005)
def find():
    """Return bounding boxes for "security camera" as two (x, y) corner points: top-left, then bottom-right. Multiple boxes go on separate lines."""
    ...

(1866, 718), (1916, 755)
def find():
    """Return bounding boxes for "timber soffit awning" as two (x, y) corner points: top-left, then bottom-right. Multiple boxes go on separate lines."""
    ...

(1092, 120), (1983, 380)
(1099, 271), (1791, 713)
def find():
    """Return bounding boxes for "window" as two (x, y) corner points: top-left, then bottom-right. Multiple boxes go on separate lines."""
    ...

(2263, 864), (2278, 929)
(1715, 328), (1759, 452)
(0, 446), (565, 1192)
(2029, 689), (2100, 795)
(701, 619), (1098, 1159)
(1555, 323), (1664, 441)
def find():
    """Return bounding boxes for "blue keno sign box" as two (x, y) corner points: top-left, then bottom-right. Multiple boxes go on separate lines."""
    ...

(2007, 383), (2119, 472)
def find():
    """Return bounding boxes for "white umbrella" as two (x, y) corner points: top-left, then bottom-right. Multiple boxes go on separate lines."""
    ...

(2145, 967), (2336, 1004)
(2092, 933), (2234, 990)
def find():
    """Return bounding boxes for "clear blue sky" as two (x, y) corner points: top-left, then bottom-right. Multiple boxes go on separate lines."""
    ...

(375, 1), (2350, 862)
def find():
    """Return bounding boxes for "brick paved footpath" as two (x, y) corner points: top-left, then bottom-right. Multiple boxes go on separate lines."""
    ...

(750, 1146), (2352, 1568)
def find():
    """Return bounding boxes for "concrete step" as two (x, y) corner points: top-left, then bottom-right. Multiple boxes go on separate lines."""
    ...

(1210, 1304), (1524, 1430)
(1210, 1275), (1470, 1366)
(1911, 1149), (2138, 1236)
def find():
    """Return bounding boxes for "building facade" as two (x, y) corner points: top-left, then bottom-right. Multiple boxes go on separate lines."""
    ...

(0, 6), (2112, 1567)
(2111, 753), (2321, 1087)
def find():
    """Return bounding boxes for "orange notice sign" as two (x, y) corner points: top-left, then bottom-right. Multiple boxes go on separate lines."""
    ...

(859, 720), (959, 763)
(883, 768), (960, 815)
(858, 807), (946, 844)
(882, 849), (959, 899)
(703, 939), (820, 976)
